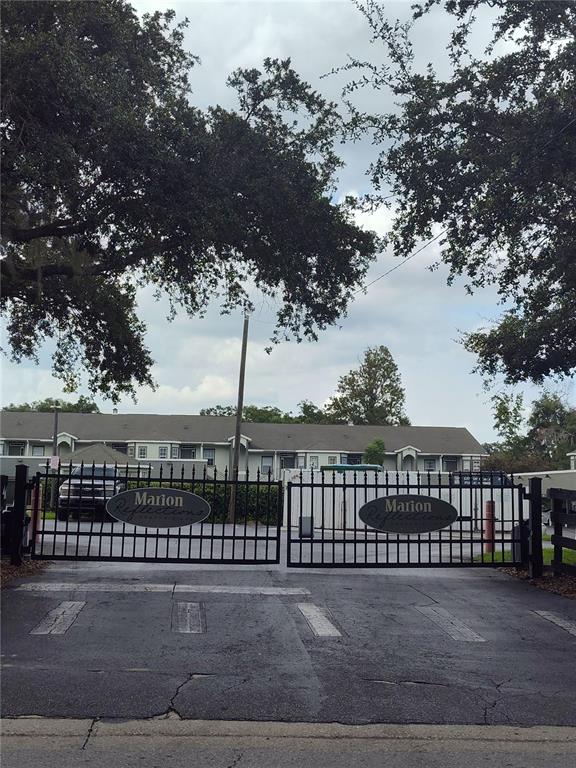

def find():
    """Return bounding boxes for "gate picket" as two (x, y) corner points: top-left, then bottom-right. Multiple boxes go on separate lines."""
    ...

(29, 463), (282, 564)
(286, 469), (527, 568)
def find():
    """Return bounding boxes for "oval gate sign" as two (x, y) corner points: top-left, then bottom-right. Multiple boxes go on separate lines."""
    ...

(359, 494), (458, 534)
(106, 487), (210, 529)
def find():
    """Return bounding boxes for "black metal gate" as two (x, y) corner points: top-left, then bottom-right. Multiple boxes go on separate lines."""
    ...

(286, 470), (527, 567)
(30, 463), (282, 564)
(9, 463), (533, 569)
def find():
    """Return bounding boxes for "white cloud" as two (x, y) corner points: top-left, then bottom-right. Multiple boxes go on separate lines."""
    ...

(131, 375), (236, 410)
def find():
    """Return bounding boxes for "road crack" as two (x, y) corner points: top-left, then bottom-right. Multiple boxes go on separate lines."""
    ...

(166, 671), (198, 717)
(147, 671), (213, 719)
(81, 717), (98, 750)
(482, 678), (513, 724)
(363, 678), (451, 688)
(227, 752), (244, 768)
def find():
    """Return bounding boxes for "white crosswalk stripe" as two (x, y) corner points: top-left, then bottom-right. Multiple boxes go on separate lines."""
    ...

(415, 605), (486, 642)
(15, 582), (310, 596)
(533, 610), (576, 637)
(30, 601), (86, 635)
(174, 585), (309, 596)
(297, 603), (341, 637)
(172, 602), (206, 633)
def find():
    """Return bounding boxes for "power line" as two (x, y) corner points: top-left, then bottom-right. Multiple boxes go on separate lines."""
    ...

(354, 229), (446, 295)
(540, 114), (576, 149)
(355, 111), (575, 295)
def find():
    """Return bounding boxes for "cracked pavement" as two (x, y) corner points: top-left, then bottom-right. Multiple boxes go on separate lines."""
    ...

(2, 563), (576, 728)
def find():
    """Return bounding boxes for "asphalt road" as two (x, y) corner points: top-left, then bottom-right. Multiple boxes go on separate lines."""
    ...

(2, 562), (576, 727)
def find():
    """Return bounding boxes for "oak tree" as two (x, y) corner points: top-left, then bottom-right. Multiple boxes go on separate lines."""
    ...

(1, 0), (377, 400)
(344, 0), (576, 383)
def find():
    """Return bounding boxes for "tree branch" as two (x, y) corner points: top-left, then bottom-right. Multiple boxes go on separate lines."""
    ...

(4, 220), (88, 242)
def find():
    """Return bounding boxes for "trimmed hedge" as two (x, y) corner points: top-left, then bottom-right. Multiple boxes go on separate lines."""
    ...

(127, 480), (281, 525)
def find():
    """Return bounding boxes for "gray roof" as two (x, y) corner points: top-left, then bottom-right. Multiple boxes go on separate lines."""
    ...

(0, 412), (236, 443)
(242, 423), (486, 454)
(66, 443), (134, 465)
(0, 411), (486, 455)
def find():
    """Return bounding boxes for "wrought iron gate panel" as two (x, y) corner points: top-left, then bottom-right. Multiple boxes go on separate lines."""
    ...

(286, 470), (526, 568)
(30, 463), (282, 564)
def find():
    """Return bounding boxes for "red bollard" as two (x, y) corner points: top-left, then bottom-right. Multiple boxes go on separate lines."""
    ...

(484, 500), (495, 554)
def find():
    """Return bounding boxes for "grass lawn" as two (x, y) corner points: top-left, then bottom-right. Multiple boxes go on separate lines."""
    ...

(475, 544), (576, 566)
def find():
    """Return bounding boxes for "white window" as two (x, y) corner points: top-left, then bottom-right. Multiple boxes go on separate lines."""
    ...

(443, 457), (458, 472)
(309, 456), (319, 469)
(32, 445), (45, 457)
(171, 446), (179, 459)
(423, 458), (436, 472)
(328, 456), (337, 465)
(159, 446), (168, 459)
(7, 442), (25, 456)
(261, 455), (274, 472)
(203, 448), (215, 466)
(297, 455), (306, 469)
(472, 457), (481, 471)
(138, 446), (147, 459)
(128, 445), (135, 457)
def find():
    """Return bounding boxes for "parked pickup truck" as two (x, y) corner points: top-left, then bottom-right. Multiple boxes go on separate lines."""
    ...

(58, 465), (126, 521)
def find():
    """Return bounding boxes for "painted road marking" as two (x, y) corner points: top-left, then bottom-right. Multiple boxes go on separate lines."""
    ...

(172, 602), (206, 633)
(174, 585), (310, 596)
(15, 582), (310, 596)
(16, 583), (173, 593)
(30, 601), (85, 635)
(533, 611), (576, 637)
(415, 605), (486, 642)
(297, 603), (341, 637)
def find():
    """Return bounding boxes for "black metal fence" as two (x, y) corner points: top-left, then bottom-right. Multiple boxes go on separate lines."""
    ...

(30, 462), (283, 564)
(549, 488), (576, 577)
(286, 469), (527, 567)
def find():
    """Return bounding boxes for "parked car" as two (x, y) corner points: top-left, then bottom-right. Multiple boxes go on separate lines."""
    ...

(57, 465), (126, 521)
(452, 471), (512, 487)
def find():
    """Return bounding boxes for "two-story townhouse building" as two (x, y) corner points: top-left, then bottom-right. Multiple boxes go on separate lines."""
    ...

(0, 411), (489, 477)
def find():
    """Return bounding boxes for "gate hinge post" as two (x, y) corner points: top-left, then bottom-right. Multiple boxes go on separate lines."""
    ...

(528, 477), (543, 579)
(10, 464), (29, 566)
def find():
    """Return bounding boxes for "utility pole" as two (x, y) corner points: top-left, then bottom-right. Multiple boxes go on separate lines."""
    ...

(50, 406), (59, 510)
(228, 313), (250, 522)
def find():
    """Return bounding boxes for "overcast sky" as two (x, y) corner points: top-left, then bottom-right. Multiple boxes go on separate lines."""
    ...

(1, 1), (574, 441)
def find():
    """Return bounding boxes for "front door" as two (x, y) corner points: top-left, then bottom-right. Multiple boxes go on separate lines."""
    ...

(402, 455), (414, 471)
